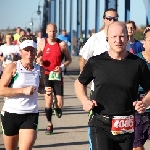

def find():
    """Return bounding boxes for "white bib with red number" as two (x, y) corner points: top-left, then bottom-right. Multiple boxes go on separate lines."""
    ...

(111, 115), (134, 135)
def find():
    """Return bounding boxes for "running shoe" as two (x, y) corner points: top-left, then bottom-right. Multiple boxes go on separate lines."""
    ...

(45, 125), (53, 135)
(55, 108), (62, 118)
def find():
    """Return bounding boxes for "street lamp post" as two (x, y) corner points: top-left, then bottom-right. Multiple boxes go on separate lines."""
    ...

(25, 20), (31, 30)
(30, 11), (36, 33)
(30, 10), (41, 33)
(37, 0), (43, 30)
(30, 18), (33, 33)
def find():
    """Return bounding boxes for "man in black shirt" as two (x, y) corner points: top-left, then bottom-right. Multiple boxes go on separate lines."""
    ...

(74, 21), (150, 150)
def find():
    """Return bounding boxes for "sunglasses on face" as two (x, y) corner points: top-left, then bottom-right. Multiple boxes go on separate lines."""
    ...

(105, 16), (118, 21)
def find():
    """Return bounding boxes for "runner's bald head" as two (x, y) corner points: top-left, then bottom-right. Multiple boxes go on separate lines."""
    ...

(46, 23), (57, 31)
(107, 21), (128, 37)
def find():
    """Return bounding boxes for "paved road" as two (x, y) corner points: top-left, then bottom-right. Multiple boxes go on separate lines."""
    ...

(0, 56), (150, 150)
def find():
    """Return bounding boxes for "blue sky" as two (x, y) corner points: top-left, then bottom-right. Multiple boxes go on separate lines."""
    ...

(0, 0), (148, 33)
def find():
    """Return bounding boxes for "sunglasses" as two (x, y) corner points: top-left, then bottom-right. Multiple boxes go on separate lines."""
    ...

(105, 16), (118, 21)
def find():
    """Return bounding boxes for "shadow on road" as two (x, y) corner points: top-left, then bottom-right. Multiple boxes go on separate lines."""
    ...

(38, 125), (87, 132)
(33, 141), (88, 148)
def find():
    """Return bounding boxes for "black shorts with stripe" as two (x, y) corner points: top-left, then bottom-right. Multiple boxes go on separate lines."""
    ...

(1, 111), (39, 136)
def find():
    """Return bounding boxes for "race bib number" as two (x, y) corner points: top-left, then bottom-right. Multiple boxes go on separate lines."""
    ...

(111, 115), (134, 135)
(48, 71), (61, 81)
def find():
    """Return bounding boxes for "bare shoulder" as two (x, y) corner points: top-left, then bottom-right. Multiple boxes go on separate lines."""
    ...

(4, 62), (16, 74)
(40, 38), (46, 42)
(59, 41), (67, 47)
(37, 38), (46, 51)
(38, 38), (45, 45)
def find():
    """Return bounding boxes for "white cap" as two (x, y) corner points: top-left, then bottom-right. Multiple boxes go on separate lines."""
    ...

(19, 40), (37, 49)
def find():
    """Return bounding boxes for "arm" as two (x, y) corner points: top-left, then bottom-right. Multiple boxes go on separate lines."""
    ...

(60, 41), (72, 68)
(36, 38), (45, 64)
(79, 57), (87, 73)
(134, 62), (150, 113)
(38, 66), (45, 94)
(74, 59), (95, 111)
(0, 63), (24, 97)
(142, 91), (150, 108)
(0, 47), (5, 61)
(79, 35), (95, 73)
(74, 79), (89, 103)
(0, 63), (36, 97)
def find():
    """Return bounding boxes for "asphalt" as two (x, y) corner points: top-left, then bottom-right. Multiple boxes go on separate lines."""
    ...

(0, 56), (150, 150)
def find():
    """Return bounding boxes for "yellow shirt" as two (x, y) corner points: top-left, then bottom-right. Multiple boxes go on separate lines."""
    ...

(13, 33), (20, 41)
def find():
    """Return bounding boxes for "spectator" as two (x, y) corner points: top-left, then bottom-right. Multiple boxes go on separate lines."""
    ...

(126, 20), (144, 54)
(13, 27), (21, 41)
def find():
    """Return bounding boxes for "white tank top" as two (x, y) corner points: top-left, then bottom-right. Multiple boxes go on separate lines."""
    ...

(2, 60), (40, 114)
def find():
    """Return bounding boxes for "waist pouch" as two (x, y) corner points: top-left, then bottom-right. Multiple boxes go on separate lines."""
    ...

(94, 114), (112, 126)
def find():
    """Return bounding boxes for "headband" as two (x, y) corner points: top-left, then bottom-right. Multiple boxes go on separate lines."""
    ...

(19, 40), (37, 49)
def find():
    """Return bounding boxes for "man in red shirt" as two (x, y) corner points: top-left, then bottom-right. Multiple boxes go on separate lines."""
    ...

(37, 23), (72, 134)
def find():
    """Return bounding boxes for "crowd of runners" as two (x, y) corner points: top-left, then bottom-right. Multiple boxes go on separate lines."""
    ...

(0, 7), (150, 150)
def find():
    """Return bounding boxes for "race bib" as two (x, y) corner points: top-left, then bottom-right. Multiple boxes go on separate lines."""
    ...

(48, 71), (61, 81)
(111, 115), (134, 135)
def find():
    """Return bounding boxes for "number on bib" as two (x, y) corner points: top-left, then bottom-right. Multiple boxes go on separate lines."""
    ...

(111, 115), (134, 135)
(48, 71), (61, 81)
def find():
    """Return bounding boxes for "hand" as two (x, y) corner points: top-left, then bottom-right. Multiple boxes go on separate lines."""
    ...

(45, 87), (52, 95)
(38, 85), (45, 94)
(53, 66), (61, 73)
(23, 86), (36, 95)
(82, 99), (97, 112)
(133, 101), (146, 114)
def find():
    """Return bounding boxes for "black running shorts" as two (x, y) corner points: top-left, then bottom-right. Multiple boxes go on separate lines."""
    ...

(1, 111), (39, 136)
(45, 74), (64, 96)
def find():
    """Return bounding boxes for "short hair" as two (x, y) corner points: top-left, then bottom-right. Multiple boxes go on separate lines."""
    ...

(103, 8), (119, 19)
(26, 28), (31, 33)
(143, 28), (150, 40)
(107, 21), (128, 36)
(125, 20), (136, 30)
(5, 33), (13, 39)
(19, 35), (37, 43)
(46, 23), (57, 31)
(143, 25), (150, 34)
(20, 29), (25, 33)
(62, 29), (66, 32)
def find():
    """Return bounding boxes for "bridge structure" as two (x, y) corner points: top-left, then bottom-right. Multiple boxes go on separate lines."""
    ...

(40, 0), (150, 55)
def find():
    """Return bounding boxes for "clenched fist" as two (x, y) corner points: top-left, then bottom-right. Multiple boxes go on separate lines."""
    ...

(23, 86), (36, 95)
(82, 99), (97, 112)
(133, 101), (146, 114)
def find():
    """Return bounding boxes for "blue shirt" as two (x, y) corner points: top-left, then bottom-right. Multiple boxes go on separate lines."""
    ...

(130, 39), (144, 54)
(57, 34), (71, 46)
(136, 52), (150, 112)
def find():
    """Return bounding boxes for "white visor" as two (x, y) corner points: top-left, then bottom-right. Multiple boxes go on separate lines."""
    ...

(19, 40), (37, 49)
